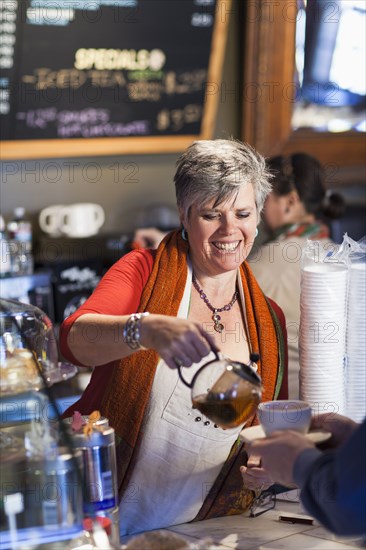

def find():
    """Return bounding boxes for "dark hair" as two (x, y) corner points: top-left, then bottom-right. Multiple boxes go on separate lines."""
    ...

(267, 153), (345, 220)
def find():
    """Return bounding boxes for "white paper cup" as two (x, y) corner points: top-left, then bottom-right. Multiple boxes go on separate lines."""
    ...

(258, 400), (312, 436)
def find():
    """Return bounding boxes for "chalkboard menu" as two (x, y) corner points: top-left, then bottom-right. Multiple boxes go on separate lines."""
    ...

(0, 0), (230, 159)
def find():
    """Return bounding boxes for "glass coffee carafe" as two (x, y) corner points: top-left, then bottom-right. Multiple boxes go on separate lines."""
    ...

(177, 351), (262, 429)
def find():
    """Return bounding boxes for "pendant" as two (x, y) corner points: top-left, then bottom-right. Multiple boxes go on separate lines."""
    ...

(212, 312), (224, 333)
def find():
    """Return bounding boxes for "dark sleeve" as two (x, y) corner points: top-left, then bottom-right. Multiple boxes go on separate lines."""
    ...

(294, 419), (366, 536)
(267, 297), (288, 400)
(59, 249), (155, 366)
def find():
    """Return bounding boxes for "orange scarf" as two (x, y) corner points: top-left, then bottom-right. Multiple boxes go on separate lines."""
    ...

(100, 230), (285, 518)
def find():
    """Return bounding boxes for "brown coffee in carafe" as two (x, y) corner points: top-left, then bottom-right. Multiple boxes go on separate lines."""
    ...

(192, 384), (261, 429)
(178, 352), (262, 429)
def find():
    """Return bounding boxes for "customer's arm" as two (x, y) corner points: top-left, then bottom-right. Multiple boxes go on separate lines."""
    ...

(294, 418), (366, 536)
(246, 416), (366, 536)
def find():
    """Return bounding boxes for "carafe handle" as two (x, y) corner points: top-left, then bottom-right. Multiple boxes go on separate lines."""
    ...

(177, 348), (221, 388)
(177, 351), (261, 388)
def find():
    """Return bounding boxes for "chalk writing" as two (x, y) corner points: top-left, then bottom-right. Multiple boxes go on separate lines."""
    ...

(15, 107), (149, 137)
(58, 120), (149, 137)
(21, 68), (128, 89)
(2, 0), (218, 142)
(156, 105), (202, 132)
(74, 48), (166, 72)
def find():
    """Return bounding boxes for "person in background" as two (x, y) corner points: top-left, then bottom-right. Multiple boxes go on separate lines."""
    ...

(60, 139), (288, 537)
(244, 413), (366, 536)
(132, 204), (180, 250)
(249, 154), (345, 398)
(133, 226), (168, 249)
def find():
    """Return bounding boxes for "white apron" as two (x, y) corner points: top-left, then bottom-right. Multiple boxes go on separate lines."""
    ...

(119, 262), (247, 535)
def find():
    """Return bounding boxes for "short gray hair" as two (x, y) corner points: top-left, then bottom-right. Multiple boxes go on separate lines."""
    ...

(174, 139), (272, 219)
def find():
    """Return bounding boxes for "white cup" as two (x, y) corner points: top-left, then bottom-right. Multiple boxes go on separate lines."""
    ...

(258, 400), (312, 436)
(39, 205), (65, 236)
(59, 203), (105, 238)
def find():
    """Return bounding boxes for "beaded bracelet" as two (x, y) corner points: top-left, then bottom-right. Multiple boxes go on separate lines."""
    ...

(123, 312), (150, 350)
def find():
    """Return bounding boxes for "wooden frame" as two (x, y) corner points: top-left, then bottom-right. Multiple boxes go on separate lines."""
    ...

(242, 0), (365, 170)
(1, 0), (231, 160)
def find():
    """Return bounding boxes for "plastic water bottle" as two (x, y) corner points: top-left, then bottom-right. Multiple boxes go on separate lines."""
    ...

(7, 207), (34, 275)
(0, 215), (12, 277)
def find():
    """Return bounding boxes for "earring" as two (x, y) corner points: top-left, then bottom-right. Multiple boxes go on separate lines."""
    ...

(255, 228), (259, 238)
(181, 226), (188, 241)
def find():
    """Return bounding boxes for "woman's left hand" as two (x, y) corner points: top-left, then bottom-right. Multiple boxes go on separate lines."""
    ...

(240, 454), (274, 492)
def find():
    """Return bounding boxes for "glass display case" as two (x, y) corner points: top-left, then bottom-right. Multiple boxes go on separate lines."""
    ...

(0, 298), (83, 549)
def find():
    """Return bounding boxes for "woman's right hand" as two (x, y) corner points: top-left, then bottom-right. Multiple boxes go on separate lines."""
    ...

(140, 314), (218, 369)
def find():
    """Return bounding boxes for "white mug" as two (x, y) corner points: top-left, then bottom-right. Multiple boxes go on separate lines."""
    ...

(59, 203), (105, 238)
(258, 400), (312, 436)
(39, 205), (65, 236)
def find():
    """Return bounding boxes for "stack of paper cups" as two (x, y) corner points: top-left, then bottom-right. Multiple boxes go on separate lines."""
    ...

(345, 261), (366, 422)
(299, 262), (348, 415)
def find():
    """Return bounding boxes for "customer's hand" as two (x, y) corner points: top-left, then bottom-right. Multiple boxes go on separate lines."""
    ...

(132, 228), (168, 249)
(240, 454), (274, 492)
(310, 412), (358, 448)
(244, 431), (315, 487)
(140, 314), (218, 369)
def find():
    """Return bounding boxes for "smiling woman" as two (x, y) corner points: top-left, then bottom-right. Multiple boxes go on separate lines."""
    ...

(182, 185), (258, 278)
(59, 139), (289, 539)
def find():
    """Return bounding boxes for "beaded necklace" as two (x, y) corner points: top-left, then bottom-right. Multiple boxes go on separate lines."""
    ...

(192, 274), (238, 333)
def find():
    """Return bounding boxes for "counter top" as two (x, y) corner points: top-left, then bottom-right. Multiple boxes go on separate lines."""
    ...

(120, 491), (365, 549)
